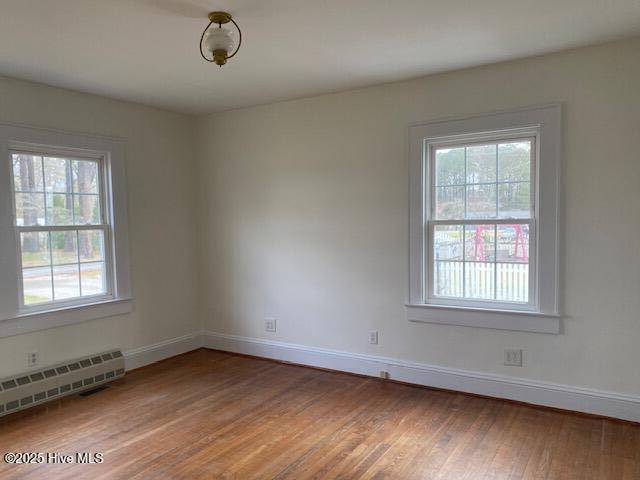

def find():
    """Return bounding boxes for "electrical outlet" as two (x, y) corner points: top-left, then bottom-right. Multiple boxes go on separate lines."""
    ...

(264, 318), (277, 333)
(368, 330), (379, 345)
(379, 370), (390, 379)
(504, 349), (523, 367)
(27, 351), (40, 368)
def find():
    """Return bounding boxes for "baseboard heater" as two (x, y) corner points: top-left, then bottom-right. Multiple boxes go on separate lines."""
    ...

(0, 349), (125, 417)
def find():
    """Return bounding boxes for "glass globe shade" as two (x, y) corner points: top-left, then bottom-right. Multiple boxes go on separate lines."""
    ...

(205, 27), (235, 54)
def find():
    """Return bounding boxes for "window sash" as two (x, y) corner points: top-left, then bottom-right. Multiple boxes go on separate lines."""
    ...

(426, 219), (535, 308)
(9, 149), (106, 227)
(429, 136), (536, 222)
(15, 226), (114, 311)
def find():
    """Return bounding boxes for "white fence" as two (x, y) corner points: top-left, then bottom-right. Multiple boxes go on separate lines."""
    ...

(435, 261), (528, 302)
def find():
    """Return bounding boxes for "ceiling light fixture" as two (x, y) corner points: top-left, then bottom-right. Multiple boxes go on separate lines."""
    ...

(200, 11), (242, 67)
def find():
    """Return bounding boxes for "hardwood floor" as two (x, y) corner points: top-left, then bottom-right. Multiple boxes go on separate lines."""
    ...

(0, 349), (638, 479)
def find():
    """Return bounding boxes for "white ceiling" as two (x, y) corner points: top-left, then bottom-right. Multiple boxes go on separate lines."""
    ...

(1, 0), (639, 114)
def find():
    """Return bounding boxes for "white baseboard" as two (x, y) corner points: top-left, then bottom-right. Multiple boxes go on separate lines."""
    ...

(201, 331), (640, 423)
(119, 331), (640, 422)
(124, 333), (201, 371)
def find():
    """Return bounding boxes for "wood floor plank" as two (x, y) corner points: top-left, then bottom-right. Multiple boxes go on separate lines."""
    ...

(0, 349), (638, 479)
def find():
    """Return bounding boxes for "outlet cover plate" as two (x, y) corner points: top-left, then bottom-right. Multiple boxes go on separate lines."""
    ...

(504, 349), (523, 367)
(264, 318), (277, 333)
(27, 351), (40, 368)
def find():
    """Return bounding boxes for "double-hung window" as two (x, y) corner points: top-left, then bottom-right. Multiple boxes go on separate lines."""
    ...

(0, 123), (132, 337)
(407, 106), (561, 333)
(11, 151), (110, 307)
(429, 135), (534, 305)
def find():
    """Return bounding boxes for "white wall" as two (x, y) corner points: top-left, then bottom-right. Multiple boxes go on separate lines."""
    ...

(0, 77), (200, 376)
(1, 37), (638, 403)
(197, 38), (640, 397)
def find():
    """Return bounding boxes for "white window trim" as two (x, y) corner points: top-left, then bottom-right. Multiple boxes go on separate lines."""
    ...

(407, 105), (561, 334)
(0, 122), (132, 337)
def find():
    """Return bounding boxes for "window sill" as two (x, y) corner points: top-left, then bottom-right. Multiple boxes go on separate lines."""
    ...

(406, 303), (560, 334)
(0, 298), (134, 338)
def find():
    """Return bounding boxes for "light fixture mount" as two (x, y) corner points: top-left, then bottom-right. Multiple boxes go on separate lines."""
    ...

(208, 11), (232, 25)
(200, 10), (242, 67)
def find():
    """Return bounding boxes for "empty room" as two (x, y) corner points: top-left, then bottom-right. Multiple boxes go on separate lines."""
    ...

(0, 1), (639, 478)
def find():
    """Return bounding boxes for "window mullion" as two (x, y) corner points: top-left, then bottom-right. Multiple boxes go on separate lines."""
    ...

(76, 230), (82, 297)
(48, 230), (55, 301)
(494, 144), (499, 218)
(462, 224), (466, 299)
(69, 159), (75, 226)
(493, 224), (498, 300)
(493, 144), (498, 301)
(463, 147), (468, 219)
(41, 155), (47, 226)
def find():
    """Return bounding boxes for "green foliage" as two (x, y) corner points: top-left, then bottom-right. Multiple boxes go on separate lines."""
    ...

(24, 294), (48, 305)
(436, 148), (465, 185)
(435, 142), (530, 186)
(498, 143), (530, 182)
(52, 231), (66, 249)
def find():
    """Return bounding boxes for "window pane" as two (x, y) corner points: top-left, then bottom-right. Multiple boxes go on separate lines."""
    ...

(14, 192), (45, 226)
(434, 186), (464, 219)
(74, 194), (101, 225)
(44, 157), (72, 193)
(81, 262), (106, 296)
(434, 261), (463, 297)
(51, 231), (78, 265)
(79, 230), (105, 263)
(466, 144), (496, 184)
(496, 263), (529, 302)
(465, 262), (495, 300)
(498, 141), (531, 182)
(23, 266), (53, 305)
(12, 154), (43, 192)
(72, 160), (99, 194)
(435, 147), (465, 186)
(53, 265), (80, 300)
(466, 184), (496, 219)
(496, 224), (529, 263)
(433, 225), (463, 260)
(465, 225), (495, 262)
(46, 193), (74, 225)
(20, 232), (50, 268)
(498, 182), (531, 218)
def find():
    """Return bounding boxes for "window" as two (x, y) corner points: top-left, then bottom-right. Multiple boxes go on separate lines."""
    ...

(407, 106), (560, 333)
(0, 123), (132, 337)
(430, 136), (534, 305)
(11, 152), (111, 307)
